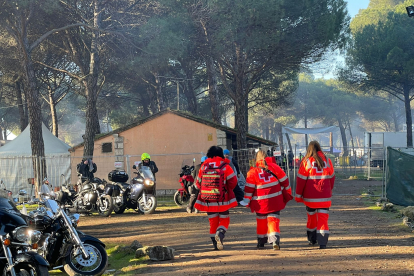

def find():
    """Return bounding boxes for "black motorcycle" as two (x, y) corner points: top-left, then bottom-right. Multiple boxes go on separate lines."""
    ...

(60, 174), (114, 217)
(29, 184), (108, 275)
(112, 165), (157, 215)
(0, 188), (50, 276)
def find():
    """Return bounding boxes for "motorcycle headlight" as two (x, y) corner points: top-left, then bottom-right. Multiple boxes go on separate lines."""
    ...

(27, 230), (42, 245)
(144, 179), (154, 186)
(12, 226), (29, 242)
(99, 184), (105, 190)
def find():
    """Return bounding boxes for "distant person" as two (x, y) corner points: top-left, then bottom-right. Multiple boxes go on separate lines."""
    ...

(288, 150), (294, 170)
(193, 146), (238, 250)
(186, 156), (206, 213)
(295, 141), (335, 249)
(77, 158), (97, 182)
(139, 153), (158, 176)
(240, 149), (292, 250)
(223, 149), (244, 202)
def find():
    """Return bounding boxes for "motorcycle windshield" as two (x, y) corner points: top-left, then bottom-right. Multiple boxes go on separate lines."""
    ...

(0, 191), (18, 212)
(140, 166), (155, 181)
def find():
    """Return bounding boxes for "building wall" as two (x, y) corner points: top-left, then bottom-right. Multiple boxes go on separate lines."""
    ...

(70, 112), (219, 190)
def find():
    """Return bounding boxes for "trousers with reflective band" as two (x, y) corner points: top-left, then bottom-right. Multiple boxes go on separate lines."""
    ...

(207, 210), (230, 236)
(256, 211), (280, 244)
(306, 206), (329, 246)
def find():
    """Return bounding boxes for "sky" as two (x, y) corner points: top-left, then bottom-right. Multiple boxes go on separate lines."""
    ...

(347, 0), (370, 18)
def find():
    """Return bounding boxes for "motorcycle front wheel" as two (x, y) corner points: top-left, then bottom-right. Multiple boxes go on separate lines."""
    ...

(64, 241), (108, 276)
(173, 191), (190, 207)
(97, 195), (114, 217)
(138, 195), (157, 214)
(3, 263), (49, 276)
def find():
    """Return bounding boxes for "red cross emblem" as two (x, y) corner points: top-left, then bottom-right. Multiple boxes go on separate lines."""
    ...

(258, 169), (273, 182)
(312, 161), (327, 173)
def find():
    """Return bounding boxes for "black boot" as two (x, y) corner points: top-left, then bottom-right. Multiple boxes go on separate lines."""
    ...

(257, 238), (266, 249)
(215, 230), (225, 250)
(210, 237), (218, 250)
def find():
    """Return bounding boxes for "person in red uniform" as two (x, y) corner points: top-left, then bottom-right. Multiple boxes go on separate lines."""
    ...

(194, 146), (238, 250)
(295, 141), (335, 249)
(241, 149), (292, 250)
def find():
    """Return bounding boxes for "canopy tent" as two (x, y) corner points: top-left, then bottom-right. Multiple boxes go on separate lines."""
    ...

(0, 124), (71, 196)
(283, 126), (337, 135)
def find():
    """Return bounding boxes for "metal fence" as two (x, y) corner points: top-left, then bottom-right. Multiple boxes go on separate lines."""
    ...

(0, 146), (387, 202)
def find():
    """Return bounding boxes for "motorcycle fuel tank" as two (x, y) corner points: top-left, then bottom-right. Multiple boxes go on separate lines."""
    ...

(85, 192), (98, 205)
(0, 198), (27, 235)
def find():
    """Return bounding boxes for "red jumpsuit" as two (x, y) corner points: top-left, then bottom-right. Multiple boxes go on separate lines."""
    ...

(295, 152), (335, 247)
(194, 157), (238, 242)
(244, 159), (291, 247)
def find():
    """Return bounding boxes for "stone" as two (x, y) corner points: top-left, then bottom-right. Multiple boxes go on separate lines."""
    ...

(147, 246), (175, 261)
(381, 203), (394, 212)
(401, 206), (414, 220)
(130, 240), (143, 251)
(135, 246), (150, 258)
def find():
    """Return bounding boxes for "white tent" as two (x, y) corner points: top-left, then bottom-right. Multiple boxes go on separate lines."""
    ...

(0, 124), (71, 196)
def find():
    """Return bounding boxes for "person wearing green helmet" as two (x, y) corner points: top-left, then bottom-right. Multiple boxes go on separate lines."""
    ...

(139, 153), (158, 177)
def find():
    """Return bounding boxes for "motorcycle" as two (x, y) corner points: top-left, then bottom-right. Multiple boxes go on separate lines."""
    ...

(60, 174), (114, 217)
(0, 186), (50, 276)
(113, 165), (157, 215)
(29, 183), (108, 275)
(173, 164), (194, 207)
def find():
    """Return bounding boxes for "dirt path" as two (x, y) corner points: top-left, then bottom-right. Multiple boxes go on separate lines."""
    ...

(79, 180), (414, 275)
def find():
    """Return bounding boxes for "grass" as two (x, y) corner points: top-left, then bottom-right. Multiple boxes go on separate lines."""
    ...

(49, 244), (148, 276)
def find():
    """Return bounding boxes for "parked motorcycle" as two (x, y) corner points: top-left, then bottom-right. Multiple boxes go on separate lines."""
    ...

(60, 174), (114, 217)
(0, 187), (50, 276)
(112, 165), (157, 215)
(173, 164), (194, 207)
(29, 183), (108, 276)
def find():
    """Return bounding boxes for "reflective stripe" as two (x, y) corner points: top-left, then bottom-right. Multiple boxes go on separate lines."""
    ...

(279, 175), (288, 182)
(307, 227), (317, 232)
(308, 175), (334, 180)
(317, 230), (330, 234)
(208, 213), (219, 218)
(210, 234), (216, 237)
(196, 198), (237, 206)
(268, 231), (280, 237)
(256, 181), (279, 189)
(281, 184), (291, 191)
(217, 226), (227, 231)
(256, 215), (267, 220)
(307, 211), (316, 215)
(227, 172), (236, 180)
(297, 173), (307, 180)
(303, 197), (331, 202)
(268, 214), (280, 219)
(252, 191), (282, 201)
(318, 209), (329, 214)
(219, 214), (229, 219)
(243, 198), (251, 204)
(296, 194), (303, 198)
(245, 193), (253, 197)
(245, 183), (255, 188)
(257, 234), (267, 238)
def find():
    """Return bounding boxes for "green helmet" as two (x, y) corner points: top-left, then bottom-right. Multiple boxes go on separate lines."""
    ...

(141, 153), (151, 161)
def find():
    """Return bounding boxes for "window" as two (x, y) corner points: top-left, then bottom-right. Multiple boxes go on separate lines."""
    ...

(102, 142), (112, 153)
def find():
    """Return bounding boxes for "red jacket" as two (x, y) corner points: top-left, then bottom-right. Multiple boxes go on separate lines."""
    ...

(244, 159), (291, 213)
(194, 157), (238, 212)
(295, 152), (335, 208)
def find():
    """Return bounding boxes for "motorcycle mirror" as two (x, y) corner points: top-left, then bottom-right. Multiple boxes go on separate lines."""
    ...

(132, 165), (137, 169)
(18, 189), (27, 196)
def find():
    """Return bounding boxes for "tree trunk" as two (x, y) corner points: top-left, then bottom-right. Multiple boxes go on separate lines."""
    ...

(206, 56), (220, 123)
(276, 123), (284, 153)
(304, 113), (308, 146)
(83, 0), (102, 158)
(0, 127), (3, 140)
(48, 89), (58, 137)
(392, 110), (399, 132)
(235, 96), (248, 174)
(153, 73), (164, 112)
(347, 119), (356, 162)
(16, 80), (28, 132)
(263, 119), (269, 140)
(338, 118), (348, 157)
(404, 85), (413, 147)
(181, 67), (197, 114)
